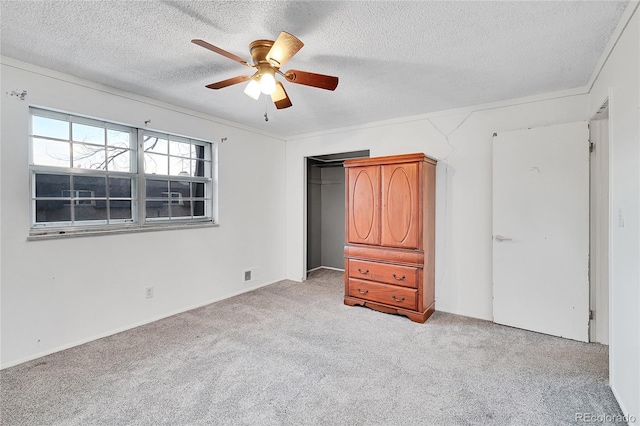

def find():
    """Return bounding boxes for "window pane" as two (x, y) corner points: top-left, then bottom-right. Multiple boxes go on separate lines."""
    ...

(32, 138), (71, 167)
(169, 157), (192, 176)
(191, 182), (205, 198)
(109, 177), (132, 198)
(194, 160), (211, 177)
(194, 144), (211, 161)
(194, 145), (205, 160)
(73, 143), (106, 170)
(107, 129), (130, 148)
(146, 179), (168, 198)
(169, 140), (192, 158)
(74, 176), (106, 198)
(72, 123), (104, 144)
(35, 174), (70, 197)
(194, 200), (206, 217)
(110, 200), (132, 220)
(75, 203), (107, 221)
(36, 200), (70, 223)
(144, 153), (168, 175)
(143, 136), (167, 154)
(146, 201), (170, 218)
(106, 147), (131, 172)
(33, 116), (69, 140)
(172, 200), (192, 218)
(170, 180), (191, 199)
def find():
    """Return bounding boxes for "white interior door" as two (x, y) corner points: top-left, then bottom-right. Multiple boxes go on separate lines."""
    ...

(493, 122), (590, 342)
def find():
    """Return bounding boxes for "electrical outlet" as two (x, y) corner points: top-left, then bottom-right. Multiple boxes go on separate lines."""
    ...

(244, 270), (252, 281)
(145, 287), (154, 299)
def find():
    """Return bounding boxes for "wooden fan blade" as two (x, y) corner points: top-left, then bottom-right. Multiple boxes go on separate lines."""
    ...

(206, 75), (252, 90)
(192, 39), (251, 67)
(284, 70), (338, 91)
(271, 81), (292, 109)
(266, 32), (304, 68)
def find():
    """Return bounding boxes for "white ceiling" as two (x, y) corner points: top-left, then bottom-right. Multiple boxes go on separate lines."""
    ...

(0, 1), (630, 139)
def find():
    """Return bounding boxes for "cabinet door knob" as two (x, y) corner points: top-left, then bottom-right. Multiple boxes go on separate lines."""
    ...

(392, 274), (406, 281)
(357, 288), (369, 295)
(357, 268), (369, 274)
(392, 295), (406, 302)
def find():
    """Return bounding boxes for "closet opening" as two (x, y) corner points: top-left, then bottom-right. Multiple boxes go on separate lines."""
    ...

(305, 150), (369, 279)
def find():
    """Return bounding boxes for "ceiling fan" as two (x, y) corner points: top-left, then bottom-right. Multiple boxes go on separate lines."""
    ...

(192, 32), (338, 110)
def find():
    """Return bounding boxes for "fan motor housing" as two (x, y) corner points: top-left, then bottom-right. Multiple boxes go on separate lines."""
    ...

(249, 39), (275, 66)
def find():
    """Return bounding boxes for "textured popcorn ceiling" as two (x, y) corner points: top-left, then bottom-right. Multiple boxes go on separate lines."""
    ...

(0, 1), (630, 138)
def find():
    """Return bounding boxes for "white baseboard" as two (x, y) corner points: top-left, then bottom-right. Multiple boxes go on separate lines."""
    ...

(435, 306), (493, 322)
(307, 266), (345, 273)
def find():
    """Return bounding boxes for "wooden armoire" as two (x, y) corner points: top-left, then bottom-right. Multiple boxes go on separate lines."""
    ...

(343, 153), (436, 323)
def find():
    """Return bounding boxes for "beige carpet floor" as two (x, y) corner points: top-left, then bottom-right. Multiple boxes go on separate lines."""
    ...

(0, 268), (622, 425)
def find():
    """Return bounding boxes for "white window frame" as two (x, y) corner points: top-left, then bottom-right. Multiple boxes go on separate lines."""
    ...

(29, 107), (217, 238)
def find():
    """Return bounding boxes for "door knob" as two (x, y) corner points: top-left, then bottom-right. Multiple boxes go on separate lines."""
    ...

(494, 235), (513, 242)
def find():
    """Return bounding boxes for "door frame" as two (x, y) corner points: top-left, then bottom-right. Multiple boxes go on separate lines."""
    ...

(588, 96), (612, 344)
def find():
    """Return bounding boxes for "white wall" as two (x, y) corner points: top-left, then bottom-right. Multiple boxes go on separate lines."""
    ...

(285, 94), (588, 320)
(0, 58), (287, 368)
(587, 7), (640, 421)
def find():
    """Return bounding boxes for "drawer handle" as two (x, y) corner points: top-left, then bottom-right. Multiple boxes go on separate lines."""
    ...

(357, 288), (369, 295)
(357, 268), (369, 275)
(392, 274), (406, 281)
(392, 295), (406, 302)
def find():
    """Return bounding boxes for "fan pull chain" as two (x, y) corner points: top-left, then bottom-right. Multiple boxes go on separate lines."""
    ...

(264, 95), (269, 122)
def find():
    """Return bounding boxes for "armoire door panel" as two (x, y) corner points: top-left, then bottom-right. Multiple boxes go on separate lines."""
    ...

(347, 166), (380, 245)
(381, 162), (420, 248)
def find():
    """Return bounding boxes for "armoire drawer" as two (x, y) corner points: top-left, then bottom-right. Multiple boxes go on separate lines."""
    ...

(348, 259), (419, 289)
(348, 278), (418, 310)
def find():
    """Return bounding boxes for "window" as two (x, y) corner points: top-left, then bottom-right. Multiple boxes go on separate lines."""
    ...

(29, 108), (215, 235)
(142, 131), (212, 221)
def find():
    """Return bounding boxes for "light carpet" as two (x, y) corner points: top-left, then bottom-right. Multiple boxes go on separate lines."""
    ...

(0, 269), (622, 425)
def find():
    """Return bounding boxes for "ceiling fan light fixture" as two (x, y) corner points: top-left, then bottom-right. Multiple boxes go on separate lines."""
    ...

(260, 72), (276, 95)
(244, 79), (261, 100)
(193, 32), (338, 111)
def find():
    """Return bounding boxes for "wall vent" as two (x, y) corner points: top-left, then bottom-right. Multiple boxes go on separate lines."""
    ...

(242, 268), (257, 284)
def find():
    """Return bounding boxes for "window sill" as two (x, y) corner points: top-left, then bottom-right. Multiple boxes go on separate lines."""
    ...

(27, 221), (219, 241)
